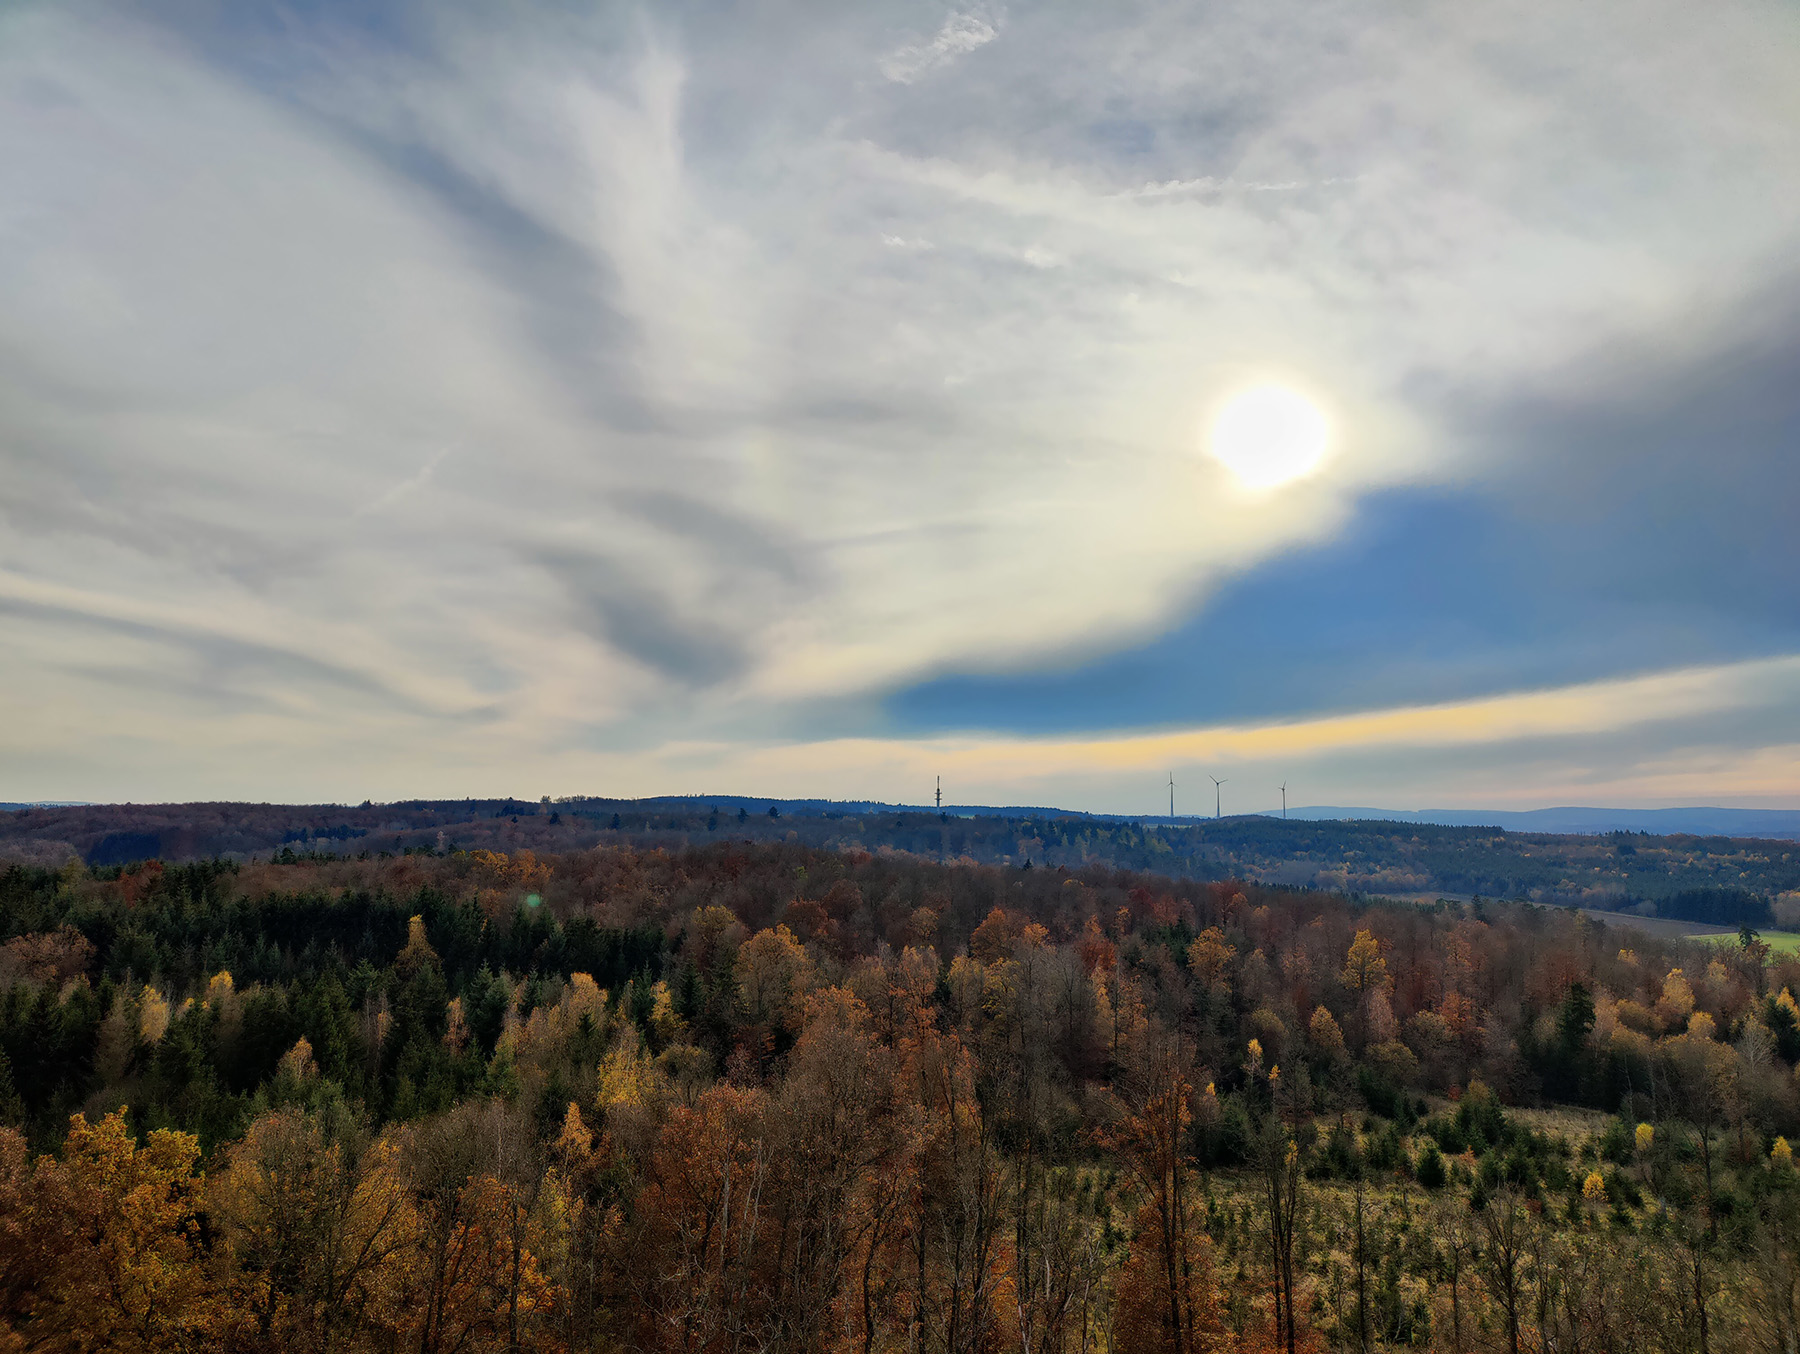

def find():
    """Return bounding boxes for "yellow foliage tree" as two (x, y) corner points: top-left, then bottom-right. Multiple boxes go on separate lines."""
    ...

(16, 1111), (217, 1350)
(736, 925), (814, 1033)
(371, 1108), (560, 1354)
(396, 915), (440, 976)
(1341, 930), (1388, 995)
(944, 953), (986, 1030)
(1308, 1006), (1346, 1058)
(138, 988), (172, 1044)
(1186, 927), (1236, 986)
(1658, 970), (1696, 1026)
(596, 1035), (664, 1111)
(648, 978), (685, 1044)
(1342, 930), (1388, 1047)
(209, 1106), (411, 1353)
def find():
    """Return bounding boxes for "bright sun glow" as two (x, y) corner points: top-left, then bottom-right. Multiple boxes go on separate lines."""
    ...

(1207, 384), (1330, 490)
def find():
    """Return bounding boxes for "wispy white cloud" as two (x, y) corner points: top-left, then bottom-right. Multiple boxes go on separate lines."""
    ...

(879, 13), (999, 85)
(1123, 175), (1364, 198)
(353, 447), (452, 518)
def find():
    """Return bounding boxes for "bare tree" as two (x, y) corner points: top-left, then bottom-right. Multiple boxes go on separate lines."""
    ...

(1477, 1185), (1531, 1354)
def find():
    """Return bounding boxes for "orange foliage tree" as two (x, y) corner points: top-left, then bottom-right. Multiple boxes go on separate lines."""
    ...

(0, 1111), (216, 1351)
(1102, 1033), (1225, 1354)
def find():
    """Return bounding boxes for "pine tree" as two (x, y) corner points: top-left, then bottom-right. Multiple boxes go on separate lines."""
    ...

(0, 1045), (23, 1128)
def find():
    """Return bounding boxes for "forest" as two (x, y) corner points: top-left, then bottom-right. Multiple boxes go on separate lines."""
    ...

(5, 796), (1799, 920)
(5, 840), (1800, 1351)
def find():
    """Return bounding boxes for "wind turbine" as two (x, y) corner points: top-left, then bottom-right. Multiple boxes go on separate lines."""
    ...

(1168, 772), (1176, 821)
(1280, 783), (1287, 819)
(1210, 775), (1227, 819)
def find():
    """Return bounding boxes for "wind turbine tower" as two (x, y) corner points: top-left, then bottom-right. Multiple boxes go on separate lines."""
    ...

(1280, 783), (1287, 819)
(1210, 775), (1227, 819)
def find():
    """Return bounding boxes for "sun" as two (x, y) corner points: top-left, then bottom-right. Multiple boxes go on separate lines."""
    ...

(1207, 384), (1330, 491)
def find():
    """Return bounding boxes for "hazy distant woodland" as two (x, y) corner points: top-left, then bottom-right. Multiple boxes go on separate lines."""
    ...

(5, 797), (1797, 929)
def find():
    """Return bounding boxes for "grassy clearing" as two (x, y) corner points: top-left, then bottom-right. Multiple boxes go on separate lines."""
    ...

(1688, 929), (1800, 955)
(1502, 1102), (1612, 1143)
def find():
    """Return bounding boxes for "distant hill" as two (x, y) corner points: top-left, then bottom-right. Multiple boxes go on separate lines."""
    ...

(3, 797), (1799, 930)
(1285, 805), (1800, 840)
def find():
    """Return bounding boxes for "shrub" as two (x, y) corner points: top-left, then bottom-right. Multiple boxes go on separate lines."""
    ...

(1416, 1144), (1447, 1190)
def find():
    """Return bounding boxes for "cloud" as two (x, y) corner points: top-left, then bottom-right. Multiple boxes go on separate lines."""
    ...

(534, 548), (749, 687)
(0, 568), (481, 719)
(891, 278), (1800, 737)
(1123, 176), (1363, 198)
(0, 0), (1797, 805)
(879, 13), (999, 85)
(649, 655), (1800, 812)
(353, 447), (451, 518)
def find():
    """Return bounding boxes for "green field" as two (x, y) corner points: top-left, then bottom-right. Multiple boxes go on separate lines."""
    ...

(1690, 929), (1800, 956)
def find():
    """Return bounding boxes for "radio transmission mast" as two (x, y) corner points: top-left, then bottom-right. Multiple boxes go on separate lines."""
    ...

(1168, 772), (1176, 821)
(935, 776), (942, 811)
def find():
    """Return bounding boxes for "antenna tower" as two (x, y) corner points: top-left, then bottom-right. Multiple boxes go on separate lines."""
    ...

(1168, 771), (1176, 821)
(935, 776), (942, 811)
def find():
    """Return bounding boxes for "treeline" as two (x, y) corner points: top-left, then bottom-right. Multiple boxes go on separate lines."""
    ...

(8, 798), (1800, 910)
(1653, 886), (1775, 929)
(6, 844), (1800, 1350)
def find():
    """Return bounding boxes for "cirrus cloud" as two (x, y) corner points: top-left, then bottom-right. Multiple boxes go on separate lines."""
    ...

(879, 13), (999, 85)
(1, 0), (1797, 808)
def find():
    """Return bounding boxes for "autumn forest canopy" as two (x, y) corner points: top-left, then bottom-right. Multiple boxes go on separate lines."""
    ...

(6, 839), (1800, 1352)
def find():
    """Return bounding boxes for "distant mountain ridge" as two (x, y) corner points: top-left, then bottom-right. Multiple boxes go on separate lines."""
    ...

(1283, 805), (1800, 839)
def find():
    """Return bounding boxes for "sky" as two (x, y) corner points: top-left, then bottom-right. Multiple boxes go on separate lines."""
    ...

(2, 0), (1799, 814)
